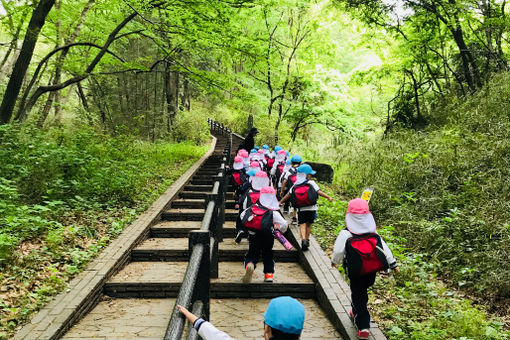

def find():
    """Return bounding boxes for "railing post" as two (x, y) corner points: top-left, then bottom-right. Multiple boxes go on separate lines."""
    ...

(189, 231), (210, 320)
(216, 171), (225, 242)
(209, 237), (219, 279)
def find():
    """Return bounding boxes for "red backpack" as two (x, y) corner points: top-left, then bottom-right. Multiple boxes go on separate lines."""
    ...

(286, 168), (298, 191)
(345, 233), (389, 276)
(241, 204), (273, 231)
(290, 181), (318, 207)
(248, 190), (260, 206)
(276, 163), (285, 180)
(232, 170), (246, 187)
(267, 157), (275, 169)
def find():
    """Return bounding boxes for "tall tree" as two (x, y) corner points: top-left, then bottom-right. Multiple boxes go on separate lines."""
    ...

(0, 0), (55, 124)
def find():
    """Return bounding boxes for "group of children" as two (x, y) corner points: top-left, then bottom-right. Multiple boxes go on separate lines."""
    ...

(225, 140), (399, 340)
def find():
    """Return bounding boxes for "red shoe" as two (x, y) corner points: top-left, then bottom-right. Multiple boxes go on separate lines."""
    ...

(349, 309), (354, 320)
(357, 329), (370, 339)
(264, 273), (274, 282)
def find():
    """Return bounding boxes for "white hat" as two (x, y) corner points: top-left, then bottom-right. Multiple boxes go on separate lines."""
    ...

(345, 198), (376, 235)
(260, 186), (280, 210)
(251, 171), (269, 191)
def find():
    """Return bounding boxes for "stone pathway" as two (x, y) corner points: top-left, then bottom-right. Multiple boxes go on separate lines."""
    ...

(17, 125), (387, 340)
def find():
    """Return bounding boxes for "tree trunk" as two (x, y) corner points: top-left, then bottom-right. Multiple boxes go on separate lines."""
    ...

(17, 12), (137, 121)
(77, 82), (89, 111)
(0, 0), (56, 124)
(181, 78), (190, 111)
(0, 9), (27, 72)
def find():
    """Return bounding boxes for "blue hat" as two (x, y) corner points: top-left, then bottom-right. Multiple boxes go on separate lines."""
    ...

(262, 144), (269, 150)
(274, 146), (282, 152)
(286, 159), (291, 165)
(290, 155), (302, 163)
(246, 169), (257, 177)
(254, 146), (260, 150)
(250, 149), (257, 154)
(297, 164), (316, 175)
(264, 296), (304, 335)
(286, 151), (290, 157)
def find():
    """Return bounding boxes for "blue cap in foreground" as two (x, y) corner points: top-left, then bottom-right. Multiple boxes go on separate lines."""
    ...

(264, 296), (305, 335)
(297, 164), (316, 175)
(262, 144), (269, 150)
(290, 155), (302, 163)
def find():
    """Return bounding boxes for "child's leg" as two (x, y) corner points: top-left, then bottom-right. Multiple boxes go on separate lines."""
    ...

(260, 230), (275, 273)
(305, 223), (312, 239)
(244, 232), (262, 268)
(349, 273), (376, 330)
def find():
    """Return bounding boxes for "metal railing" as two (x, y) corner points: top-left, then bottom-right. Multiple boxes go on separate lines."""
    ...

(164, 120), (232, 340)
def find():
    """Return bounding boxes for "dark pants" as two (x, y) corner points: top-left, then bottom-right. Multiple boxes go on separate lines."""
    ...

(349, 273), (376, 330)
(244, 229), (275, 273)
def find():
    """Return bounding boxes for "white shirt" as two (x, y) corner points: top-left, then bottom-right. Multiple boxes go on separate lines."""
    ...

(289, 180), (320, 211)
(198, 321), (234, 340)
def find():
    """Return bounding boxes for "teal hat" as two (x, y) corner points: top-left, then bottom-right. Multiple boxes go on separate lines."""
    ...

(250, 148), (257, 154)
(286, 159), (291, 165)
(297, 164), (316, 175)
(262, 144), (269, 150)
(264, 296), (305, 335)
(274, 146), (282, 152)
(246, 169), (257, 177)
(254, 146), (260, 150)
(290, 155), (302, 163)
(286, 151), (290, 157)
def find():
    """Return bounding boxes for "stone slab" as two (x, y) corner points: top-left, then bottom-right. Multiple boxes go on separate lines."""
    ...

(62, 298), (175, 339)
(209, 298), (341, 339)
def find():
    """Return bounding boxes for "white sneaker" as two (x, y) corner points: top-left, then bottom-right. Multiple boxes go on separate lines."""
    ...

(242, 263), (254, 283)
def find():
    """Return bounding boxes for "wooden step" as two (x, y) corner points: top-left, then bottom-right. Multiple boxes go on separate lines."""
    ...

(183, 184), (212, 192)
(131, 238), (298, 262)
(150, 221), (236, 238)
(179, 191), (208, 199)
(171, 199), (205, 209)
(161, 208), (204, 221)
(104, 262), (314, 298)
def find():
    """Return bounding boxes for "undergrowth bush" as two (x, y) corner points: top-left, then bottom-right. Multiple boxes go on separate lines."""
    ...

(336, 73), (510, 304)
(0, 124), (207, 337)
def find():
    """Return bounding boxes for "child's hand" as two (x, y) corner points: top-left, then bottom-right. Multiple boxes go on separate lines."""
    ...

(177, 305), (198, 324)
(328, 197), (333, 202)
(393, 266), (400, 274)
(331, 262), (337, 268)
(274, 223), (280, 230)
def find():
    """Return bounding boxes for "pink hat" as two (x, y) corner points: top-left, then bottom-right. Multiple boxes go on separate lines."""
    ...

(345, 198), (376, 235)
(261, 186), (275, 194)
(255, 171), (268, 178)
(234, 156), (243, 163)
(250, 161), (260, 168)
(258, 149), (264, 154)
(277, 150), (287, 155)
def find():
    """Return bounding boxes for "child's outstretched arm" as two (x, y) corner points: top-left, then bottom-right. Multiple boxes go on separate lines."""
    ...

(380, 238), (399, 272)
(279, 192), (291, 204)
(317, 190), (333, 202)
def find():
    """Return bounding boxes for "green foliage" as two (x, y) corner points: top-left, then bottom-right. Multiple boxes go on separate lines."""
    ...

(336, 72), (510, 302)
(0, 123), (207, 337)
(314, 189), (510, 339)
